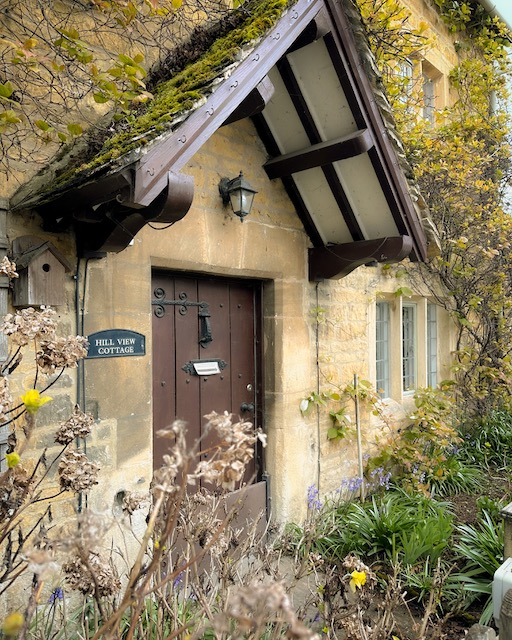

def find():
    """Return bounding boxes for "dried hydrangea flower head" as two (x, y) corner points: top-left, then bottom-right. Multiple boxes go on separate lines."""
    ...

(0, 306), (57, 346)
(214, 581), (319, 639)
(152, 419), (188, 496)
(0, 376), (12, 423)
(0, 464), (31, 521)
(63, 552), (120, 597)
(58, 450), (99, 492)
(23, 548), (59, 580)
(36, 335), (89, 374)
(0, 256), (18, 279)
(188, 411), (267, 491)
(54, 405), (93, 445)
(121, 491), (147, 515)
(59, 509), (112, 554)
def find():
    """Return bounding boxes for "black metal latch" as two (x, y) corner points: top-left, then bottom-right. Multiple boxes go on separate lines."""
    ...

(152, 288), (212, 347)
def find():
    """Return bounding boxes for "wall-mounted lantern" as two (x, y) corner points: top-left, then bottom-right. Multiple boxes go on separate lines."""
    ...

(11, 236), (73, 307)
(218, 171), (258, 221)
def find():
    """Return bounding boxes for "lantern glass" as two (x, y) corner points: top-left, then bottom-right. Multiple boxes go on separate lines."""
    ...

(219, 172), (257, 221)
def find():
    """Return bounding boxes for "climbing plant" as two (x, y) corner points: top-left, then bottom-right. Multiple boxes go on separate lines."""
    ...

(0, 0), (233, 172)
(357, 0), (512, 417)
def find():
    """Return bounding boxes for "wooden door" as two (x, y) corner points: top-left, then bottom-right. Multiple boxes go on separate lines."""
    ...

(151, 272), (264, 490)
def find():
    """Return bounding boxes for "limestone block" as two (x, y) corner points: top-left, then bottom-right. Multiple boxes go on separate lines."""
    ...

(467, 625), (496, 640)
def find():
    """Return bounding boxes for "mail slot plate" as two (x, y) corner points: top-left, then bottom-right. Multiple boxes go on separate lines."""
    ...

(182, 358), (228, 376)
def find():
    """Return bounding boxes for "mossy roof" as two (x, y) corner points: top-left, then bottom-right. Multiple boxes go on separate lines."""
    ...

(34, 0), (293, 201)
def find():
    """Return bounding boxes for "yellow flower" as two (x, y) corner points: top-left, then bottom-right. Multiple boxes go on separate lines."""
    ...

(2, 612), (24, 636)
(5, 452), (20, 468)
(349, 570), (367, 592)
(20, 389), (52, 413)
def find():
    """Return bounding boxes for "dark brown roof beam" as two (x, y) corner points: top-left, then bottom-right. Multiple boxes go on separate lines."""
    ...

(285, 8), (331, 54)
(222, 76), (275, 126)
(263, 128), (374, 179)
(324, 0), (428, 260)
(309, 236), (413, 280)
(252, 111), (327, 246)
(133, 0), (324, 207)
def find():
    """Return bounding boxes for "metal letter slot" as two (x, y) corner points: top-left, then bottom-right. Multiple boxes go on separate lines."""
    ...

(193, 361), (220, 376)
(182, 358), (228, 376)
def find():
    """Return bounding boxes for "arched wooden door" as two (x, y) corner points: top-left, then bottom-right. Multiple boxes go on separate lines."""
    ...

(151, 272), (265, 498)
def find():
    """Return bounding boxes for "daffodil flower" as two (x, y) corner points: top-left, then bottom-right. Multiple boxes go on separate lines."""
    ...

(349, 570), (366, 592)
(5, 452), (20, 468)
(2, 611), (24, 637)
(20, 389), (52, 413)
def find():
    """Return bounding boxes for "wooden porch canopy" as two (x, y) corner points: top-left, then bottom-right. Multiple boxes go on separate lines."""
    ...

(20, 0), (431, 279)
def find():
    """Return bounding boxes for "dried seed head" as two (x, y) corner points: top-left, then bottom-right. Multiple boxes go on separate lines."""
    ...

(122, 491), (148, 515)
(23, 548), (59, 579)
(58, 450), (99, 492)
(0, 376), (12, 423)
(36, 335), (89, 373)
(55, 406), (94, 445)
(0, 256), (18, 279)
(215, 582), (319, 639)
(188, 412), (266, 491)
(0, 306), (57, 346)
(63, 552), (120, 597)
(0, 465), (31, 521)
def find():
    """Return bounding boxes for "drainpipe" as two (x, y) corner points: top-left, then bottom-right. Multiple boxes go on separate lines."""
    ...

(0, 199), (9, 361)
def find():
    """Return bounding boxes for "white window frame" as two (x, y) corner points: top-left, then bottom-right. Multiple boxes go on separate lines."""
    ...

(422, 74), (435, 123)
(427, 302), (438, 388)
(374, 298), (441, 401)
(402, 302), (417, 394)
(376, 301), (390, 398)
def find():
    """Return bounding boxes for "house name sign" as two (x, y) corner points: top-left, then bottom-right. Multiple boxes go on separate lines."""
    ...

(87, 329), (146, 359)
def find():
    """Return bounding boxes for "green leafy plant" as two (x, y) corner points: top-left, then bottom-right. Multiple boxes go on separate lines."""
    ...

(300, 489), (454, 564)
(300, 379), (377, 441)
(427, 455), (483, 497)
(459, 410), (512, 470)
(368, 385), (461, 492)
(451, 510), (504, 624)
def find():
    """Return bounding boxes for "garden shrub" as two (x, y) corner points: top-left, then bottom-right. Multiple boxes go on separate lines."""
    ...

(459, 410), (512, 470)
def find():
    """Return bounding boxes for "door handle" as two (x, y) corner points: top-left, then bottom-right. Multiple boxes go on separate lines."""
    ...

(240, 402), (255, 413)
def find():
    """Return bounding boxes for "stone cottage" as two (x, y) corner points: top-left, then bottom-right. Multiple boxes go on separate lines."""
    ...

(0, 0), (478, 523)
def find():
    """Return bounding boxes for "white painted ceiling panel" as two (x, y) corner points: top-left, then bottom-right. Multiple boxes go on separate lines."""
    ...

(334, 154), (398, 237)
(287, 39), (358, 141)
(294, 168), (353, 244)
(260, 67), (311, 154)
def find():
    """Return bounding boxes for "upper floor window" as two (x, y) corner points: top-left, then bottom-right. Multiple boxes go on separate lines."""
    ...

(390, 58), (442, 124)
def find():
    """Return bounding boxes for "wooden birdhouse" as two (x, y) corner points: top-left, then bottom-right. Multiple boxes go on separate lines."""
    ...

(11, 236), (73, 307)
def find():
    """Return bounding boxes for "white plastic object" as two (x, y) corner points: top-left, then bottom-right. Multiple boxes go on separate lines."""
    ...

(493, 556), (512, 625)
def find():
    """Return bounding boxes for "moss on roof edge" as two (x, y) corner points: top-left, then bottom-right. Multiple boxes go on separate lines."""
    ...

(42, 0), (294, 199)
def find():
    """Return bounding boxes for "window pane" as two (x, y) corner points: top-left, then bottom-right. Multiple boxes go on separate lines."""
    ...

(402, 304), (416, 392)
(422, 75), (435, 123)
(427, 303), (438, 388)
(376, 302), (390, 397)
